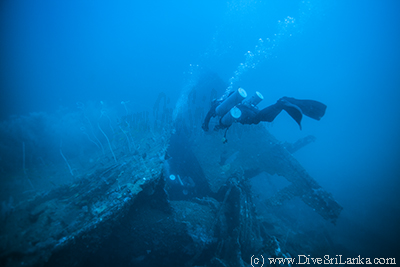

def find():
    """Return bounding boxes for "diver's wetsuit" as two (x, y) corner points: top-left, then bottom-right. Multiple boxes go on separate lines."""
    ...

(202, 96), (326, 132)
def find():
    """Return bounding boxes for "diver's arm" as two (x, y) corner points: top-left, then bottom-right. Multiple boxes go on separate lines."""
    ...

(202, 109), (214, 131)
(202, 100), (221, 131)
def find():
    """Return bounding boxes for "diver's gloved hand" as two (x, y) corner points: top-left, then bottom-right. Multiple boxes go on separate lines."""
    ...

(202, 123), (209, 132)
(213, 124), (225, 131)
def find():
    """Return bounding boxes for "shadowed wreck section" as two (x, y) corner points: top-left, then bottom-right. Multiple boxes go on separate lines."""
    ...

(193, 124), (342, 225)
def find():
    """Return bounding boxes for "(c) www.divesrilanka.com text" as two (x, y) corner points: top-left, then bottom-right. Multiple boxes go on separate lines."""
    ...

(250, 255), (396, 265)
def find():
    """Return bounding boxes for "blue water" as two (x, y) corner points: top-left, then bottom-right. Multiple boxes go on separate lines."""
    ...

(1, 0), (399, 262)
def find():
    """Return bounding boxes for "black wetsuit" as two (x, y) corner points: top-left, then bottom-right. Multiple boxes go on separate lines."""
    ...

(202, 98), (294, 131)
(202, 96), (326, 132)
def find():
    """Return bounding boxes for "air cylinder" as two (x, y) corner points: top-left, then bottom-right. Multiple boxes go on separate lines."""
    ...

(215, 88), (247, 116)
(243, 91), (264, 107)
(221, 106), (242, 127)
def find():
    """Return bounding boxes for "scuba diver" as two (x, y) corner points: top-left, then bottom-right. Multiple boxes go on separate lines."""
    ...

(202, 88), (327, 142)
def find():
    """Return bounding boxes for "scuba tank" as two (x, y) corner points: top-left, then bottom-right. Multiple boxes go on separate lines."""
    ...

(215, 87), (247, 116)
(220, 106), (242, 127)
(243, 91), (263, 107)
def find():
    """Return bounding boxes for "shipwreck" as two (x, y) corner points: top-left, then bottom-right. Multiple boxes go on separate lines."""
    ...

(0, 79), (342, 267)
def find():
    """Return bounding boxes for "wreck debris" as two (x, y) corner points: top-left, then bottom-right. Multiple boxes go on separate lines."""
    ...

(193, 123), (342, 224)
(283, 135), (316, 154)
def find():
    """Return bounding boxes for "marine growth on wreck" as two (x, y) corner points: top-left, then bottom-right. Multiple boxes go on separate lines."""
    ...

(0, 76), (344, 267)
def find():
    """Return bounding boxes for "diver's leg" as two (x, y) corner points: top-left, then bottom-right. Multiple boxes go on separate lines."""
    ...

(253, 102), (284, 124)
(254, 100), (303, 130)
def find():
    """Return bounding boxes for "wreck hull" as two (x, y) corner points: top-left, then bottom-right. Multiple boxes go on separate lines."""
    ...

(0, 127), (170, 267)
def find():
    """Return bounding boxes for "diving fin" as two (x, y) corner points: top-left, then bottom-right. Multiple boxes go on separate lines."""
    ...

(281, 97), (327, 121)
(281, 101), (303, 130)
